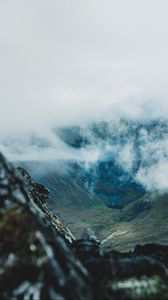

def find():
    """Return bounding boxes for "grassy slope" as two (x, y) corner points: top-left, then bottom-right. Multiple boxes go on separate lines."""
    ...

(50, 194), (168, 252)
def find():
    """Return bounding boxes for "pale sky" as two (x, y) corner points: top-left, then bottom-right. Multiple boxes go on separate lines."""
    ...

(1, 0), (168, 135)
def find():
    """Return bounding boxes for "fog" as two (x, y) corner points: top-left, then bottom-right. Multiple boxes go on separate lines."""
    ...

(1, 0), (168, 134)
(1, 1), (168, 192)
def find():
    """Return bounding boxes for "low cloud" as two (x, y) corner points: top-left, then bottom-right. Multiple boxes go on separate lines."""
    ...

(1, 0), (168, 138)
(1, 1), (168, 193)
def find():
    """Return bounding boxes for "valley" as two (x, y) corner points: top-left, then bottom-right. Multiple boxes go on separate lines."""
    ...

(16, 120), (168, 251)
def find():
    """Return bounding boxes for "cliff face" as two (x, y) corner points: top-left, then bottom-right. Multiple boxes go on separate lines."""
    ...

(1, 152), (168, 300)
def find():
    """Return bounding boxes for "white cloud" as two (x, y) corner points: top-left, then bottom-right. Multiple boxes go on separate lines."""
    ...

(1, 1), (168, 195)
(136, 161), (168, 192)
(1, 0), (168, 138)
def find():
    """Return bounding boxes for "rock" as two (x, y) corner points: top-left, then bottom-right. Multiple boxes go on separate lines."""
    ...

(72, 239), (102, 261)
(17, 167), (50, 203)
(0, 153), (91, 300)
(17, 166), (75, 242)
(133, 244), (168, 267)
(72, 237), (168, 299)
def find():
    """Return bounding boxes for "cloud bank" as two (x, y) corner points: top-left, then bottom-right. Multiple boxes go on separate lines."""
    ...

(1, 1), (168, 193)
(1, 0), (168, 136)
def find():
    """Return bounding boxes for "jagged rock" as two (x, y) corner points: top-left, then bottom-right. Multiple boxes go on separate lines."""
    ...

(17, 167), (50, 203)
(0, 153), (91, 300)
(17, 166), (75, 242)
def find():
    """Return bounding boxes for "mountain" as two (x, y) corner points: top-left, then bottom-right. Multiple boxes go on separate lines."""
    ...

(57, 193), (168, 252)
(20, 159), (144, 209)
(15, 119), (168, 251)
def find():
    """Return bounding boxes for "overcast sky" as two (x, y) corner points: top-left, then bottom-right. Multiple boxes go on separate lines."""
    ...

(1, 0), (168, 138)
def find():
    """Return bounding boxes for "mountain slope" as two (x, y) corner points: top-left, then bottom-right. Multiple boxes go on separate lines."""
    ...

(15, 119), (168, 252)
(54, 194), (168, 251)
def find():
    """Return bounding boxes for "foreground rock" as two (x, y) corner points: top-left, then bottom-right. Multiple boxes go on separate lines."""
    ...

(0, 153), (90, 299)
(0, 152), (168, 299)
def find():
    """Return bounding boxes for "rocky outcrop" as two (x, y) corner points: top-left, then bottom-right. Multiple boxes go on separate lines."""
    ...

(72, 237), (168, 299)
(0, 153), (90, 299)
(17, 166), (75, 242)
(1, 152), (168, 300)
(17, 167), (50, 203)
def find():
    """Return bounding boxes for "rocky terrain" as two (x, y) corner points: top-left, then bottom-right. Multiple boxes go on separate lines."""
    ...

(1, 152), (168, 299)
